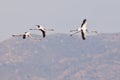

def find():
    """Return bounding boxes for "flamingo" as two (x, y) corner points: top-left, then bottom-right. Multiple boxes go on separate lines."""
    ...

(12, 32), (32, 39)
(70, 19), (88, 40)
(29, 25), (54, 38)
(70, 19), (97, 40)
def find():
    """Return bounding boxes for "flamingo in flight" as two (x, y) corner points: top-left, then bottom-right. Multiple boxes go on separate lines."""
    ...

(70, 19), (97, 40)
(12, 32), (32, 39)
(70, 19), (88, 40)
(29, 25), (54, 38)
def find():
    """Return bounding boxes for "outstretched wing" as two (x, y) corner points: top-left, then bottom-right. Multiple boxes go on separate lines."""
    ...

(81, 30), (86, 40)
(23, 34), (26, 39)
(81, 19), (87, 28)
(40, 30), (46, 38)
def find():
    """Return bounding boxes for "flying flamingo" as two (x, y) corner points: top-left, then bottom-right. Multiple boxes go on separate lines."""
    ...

(12, 32), (32, 39)
(70, 19), (88, 40)
(70, 19), (97, 40)
(29, 25), (54, 38)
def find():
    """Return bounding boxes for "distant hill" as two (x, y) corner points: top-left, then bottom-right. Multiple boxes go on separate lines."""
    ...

(0, 33), (120, 80)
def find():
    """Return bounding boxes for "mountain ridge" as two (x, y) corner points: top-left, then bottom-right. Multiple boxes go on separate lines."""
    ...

(0, 33), (120, 80)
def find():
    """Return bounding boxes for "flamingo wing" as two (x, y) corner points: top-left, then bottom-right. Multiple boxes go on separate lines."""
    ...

(81, 30), (86, 40)
(81, 19), (87, 28)
(22, 34), (26, 39)
(40, 29), (46, 38)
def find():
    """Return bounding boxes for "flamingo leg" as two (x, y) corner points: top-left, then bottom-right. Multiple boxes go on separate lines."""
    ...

(70, 31), (80, 36)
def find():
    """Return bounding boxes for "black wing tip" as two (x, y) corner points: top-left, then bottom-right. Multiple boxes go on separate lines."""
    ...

(81, 19), (87, 27)
(81, 30), (86, 40)
(84, 19), (87, 21)
(43, 35), (45, 38)
(40, 30), (46, 38)
(82, 38), (86, 40)
(23, 35), (26, 39)
(83, 19), (87, 23)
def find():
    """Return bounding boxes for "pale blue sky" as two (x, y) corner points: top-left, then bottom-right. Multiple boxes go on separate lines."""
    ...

(0, 0), (120, 41)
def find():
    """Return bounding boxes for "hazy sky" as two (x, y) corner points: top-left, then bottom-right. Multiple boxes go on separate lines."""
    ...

(0, 0), (120, 41)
